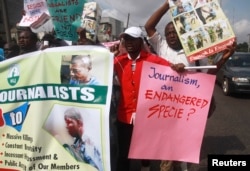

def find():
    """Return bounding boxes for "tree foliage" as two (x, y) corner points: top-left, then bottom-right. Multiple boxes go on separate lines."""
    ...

(236, 42), (249, 52)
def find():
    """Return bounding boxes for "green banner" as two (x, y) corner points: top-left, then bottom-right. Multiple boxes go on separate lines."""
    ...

(46, 0), (87, 41)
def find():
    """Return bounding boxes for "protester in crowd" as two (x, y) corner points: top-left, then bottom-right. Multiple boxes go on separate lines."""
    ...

(0, 36), (5, 49)
(0, 35), (6, 61)
(69, 54), (100, 85)
(39, 33), (69, 50)
(144, 37), (157, 54)
(144, 1), (236, 171)
(17, 27), (38, 55)
(113, 26), (173, 171)
(76, 27), (96, 45)
(0, 48), (4, 62)
(39, 33), (54, 50)
(63, 107), (103, 171)
(3, 41), (20, 59)
(110, 36), (156, 57)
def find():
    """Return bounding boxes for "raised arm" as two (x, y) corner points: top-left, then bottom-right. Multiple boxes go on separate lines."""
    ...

(207, 40), (237, 75)
(144, 1), (170, 37)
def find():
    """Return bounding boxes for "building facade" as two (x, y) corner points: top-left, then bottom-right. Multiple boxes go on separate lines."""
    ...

(98, 17), (124, 42)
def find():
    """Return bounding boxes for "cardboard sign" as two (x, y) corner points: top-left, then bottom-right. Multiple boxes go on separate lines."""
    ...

(46, 0), (87, 41)
(19, 0), (49, 27)
(129, 61), (216, 163)
(168, 0), (236, 61)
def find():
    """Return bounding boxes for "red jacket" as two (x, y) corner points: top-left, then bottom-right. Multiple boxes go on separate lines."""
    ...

(114, 50), (171, 124)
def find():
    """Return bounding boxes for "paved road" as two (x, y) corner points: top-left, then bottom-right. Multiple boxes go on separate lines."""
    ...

(127, 84), (250, 171)
(187, 83), (250, 171)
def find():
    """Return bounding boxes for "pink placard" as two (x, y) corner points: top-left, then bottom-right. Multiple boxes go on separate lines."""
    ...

(128, 61), (216, 163)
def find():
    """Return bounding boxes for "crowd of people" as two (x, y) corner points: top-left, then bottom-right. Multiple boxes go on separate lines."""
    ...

(0, 1), (237, 171)
(0, 26), (100, 61)
(111, 1), (236, 171)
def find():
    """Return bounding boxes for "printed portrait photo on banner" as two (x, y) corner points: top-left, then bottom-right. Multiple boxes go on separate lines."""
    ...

(43, 104), (103, 171)
(60, 54), (102, 85)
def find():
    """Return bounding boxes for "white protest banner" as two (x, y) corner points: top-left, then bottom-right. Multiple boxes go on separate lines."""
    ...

(0, 46), (113, 171)
(19, 0), (50, 28)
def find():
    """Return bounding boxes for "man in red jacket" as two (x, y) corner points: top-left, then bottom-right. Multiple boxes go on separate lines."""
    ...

(114, 26), (171, 171)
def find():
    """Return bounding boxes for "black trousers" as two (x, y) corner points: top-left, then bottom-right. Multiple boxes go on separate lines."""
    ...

(116, 121), (150, 171)
(196, 8), (206, 24)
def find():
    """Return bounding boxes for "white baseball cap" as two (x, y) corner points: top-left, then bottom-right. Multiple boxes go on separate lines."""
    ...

(120, 27), (144, 39)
